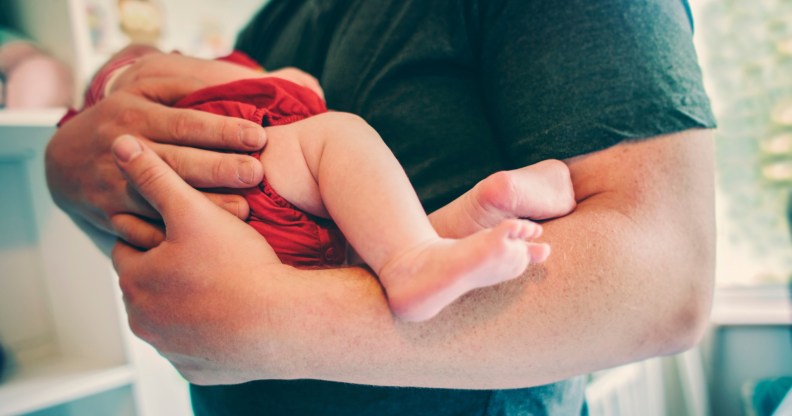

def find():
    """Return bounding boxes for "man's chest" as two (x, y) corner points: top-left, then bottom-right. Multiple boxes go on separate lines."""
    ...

(253, 0), (507, 209)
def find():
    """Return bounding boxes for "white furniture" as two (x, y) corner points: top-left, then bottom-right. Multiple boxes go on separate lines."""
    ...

(1, 0), (266, 413)
(4, 0), (268, 103)
(703, 285), (792, 416)
(0, 110), (192, 415)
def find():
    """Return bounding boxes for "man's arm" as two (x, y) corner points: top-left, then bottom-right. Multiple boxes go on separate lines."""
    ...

(111, 127), (715, 388)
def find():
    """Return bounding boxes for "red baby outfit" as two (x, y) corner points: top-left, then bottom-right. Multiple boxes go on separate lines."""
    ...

(173, 75), (347, 268)
(58, 51), (346, 268)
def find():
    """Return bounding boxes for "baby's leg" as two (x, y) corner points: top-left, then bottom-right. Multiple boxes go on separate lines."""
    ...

(377, 218), (543, 321)
(429, 160), (577, 239)
(264, 113), (546, 321)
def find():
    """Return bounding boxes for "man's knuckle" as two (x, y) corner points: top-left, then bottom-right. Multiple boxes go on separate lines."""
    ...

(135, 164), (169, 191)
(169, 112), (195, 142)
(94, 121), (116, 143)
(117, 272), (133, 294)
(219, 120), (236, 147)
(211, 159), (229, 183)
(117, 105), (146, 127)
(84, 189), (106, 210)
(130, 56), (162, 79)
(159, 148), (183, 173)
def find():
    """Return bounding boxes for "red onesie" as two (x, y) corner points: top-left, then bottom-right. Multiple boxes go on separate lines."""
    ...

(59, 51), (346, 268)
(173, 68), (346, 268)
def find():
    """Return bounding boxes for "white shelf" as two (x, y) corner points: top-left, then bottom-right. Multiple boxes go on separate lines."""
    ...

(0, 109), (66, 127)
(710, 284), (792, 326)
(0, 357), (136, 416)
(0, 1), (256, 414)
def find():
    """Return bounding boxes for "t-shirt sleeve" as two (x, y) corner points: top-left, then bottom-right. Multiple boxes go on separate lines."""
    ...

(478, 0), (716, 166)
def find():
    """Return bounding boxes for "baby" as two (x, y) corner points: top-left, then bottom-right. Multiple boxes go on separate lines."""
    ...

(77, 51), (573, 322)
(173, 69), (575, 322)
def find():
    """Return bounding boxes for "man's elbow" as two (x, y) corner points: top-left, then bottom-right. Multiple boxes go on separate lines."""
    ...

(654, 237), (715, 356)
(662, 287), (712, 355)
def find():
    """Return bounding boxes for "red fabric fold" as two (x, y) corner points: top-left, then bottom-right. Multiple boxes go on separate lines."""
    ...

(175, 73), (344, 268)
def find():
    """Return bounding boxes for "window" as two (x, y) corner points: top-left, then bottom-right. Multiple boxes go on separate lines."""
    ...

(693, 0), (792, 288)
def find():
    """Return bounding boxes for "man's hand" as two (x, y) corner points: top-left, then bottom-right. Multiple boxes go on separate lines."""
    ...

(110, 135), (286, 384)
(46, 47), (325, 247)
(46, 77), (266, 235)
(45, 52), (270, 241)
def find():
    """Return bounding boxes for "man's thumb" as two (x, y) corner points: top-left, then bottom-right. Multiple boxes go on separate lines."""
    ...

(111, 135), (206, 223)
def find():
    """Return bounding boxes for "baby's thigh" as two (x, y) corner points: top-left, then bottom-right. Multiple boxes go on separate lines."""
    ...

(258, 124), (328, 218)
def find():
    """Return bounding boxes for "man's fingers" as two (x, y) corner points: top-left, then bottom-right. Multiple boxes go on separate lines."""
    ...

(111, 239), (144, 281)
(150, 142), (263, 188)
(130, 75), (208, 105)
(121, 77), (267, 151)
(111, 135), (212, 223)
(202, 192), (250, 220)
(111, 214), (165, 249)
(122, 183), (161, 219)
(144, 105), (266, 151)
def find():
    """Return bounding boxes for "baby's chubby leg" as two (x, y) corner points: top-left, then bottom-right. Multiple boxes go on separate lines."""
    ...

(377, 218), (543, 322)
(429, 160), (577, 239)
(261, 112), (549, 322)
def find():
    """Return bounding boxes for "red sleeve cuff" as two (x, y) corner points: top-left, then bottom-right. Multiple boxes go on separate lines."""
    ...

(83, 55), (139, 108)
(57, 54), (139, 128)
(58, 50), (262, 128)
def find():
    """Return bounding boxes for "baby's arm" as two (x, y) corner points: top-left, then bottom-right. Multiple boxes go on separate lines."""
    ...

(429, 160), (576, 239)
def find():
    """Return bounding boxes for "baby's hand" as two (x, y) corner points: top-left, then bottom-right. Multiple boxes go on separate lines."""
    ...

(429, 160), (576, 239)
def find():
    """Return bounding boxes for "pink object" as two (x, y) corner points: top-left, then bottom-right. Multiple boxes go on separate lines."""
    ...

(0, 41), (73, 108)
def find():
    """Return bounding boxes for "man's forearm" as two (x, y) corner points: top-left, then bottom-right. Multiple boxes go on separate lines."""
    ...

(251, 130), (715, 389)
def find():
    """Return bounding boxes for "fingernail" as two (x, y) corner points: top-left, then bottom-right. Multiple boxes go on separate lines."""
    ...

(238, 161), (256, 185)
(240, 126), (265, 148)
(113, 135), (143, 162)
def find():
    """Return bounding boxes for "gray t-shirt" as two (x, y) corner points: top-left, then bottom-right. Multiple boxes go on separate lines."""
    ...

(190, 0), (716, 414)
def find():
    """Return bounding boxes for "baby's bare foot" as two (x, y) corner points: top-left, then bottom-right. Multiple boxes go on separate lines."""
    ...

(379, 219), (547, 322)
(429, 160), (575, 239)
(474, 160), (575, 226)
